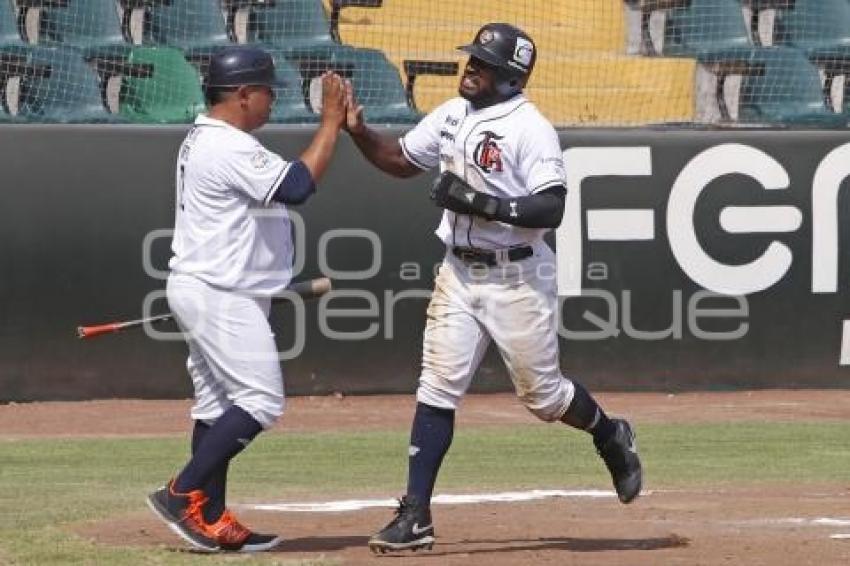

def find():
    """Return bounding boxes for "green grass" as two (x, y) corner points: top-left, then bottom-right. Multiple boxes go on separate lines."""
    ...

(1, 422), (848, 564)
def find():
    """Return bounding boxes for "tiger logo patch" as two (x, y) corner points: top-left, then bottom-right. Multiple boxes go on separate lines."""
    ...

(473, 131), (504, 173)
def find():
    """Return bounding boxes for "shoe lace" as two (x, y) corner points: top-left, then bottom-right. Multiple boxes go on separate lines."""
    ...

(395, 496), (415, 516)
(209, 509), (251, 544)
(182, 491), (210, 533)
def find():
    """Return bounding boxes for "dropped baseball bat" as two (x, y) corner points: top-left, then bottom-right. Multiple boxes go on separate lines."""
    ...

(76, 277), (332, 340)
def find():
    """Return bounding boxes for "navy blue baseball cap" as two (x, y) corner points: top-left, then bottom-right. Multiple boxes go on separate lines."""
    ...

(205, 46), (286, 88)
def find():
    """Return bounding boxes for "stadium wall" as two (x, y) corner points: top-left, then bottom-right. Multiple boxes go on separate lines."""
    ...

(2, 126), (850, 401)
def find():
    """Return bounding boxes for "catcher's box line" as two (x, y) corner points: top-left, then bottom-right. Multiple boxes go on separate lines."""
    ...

(76, 277), (331, 339)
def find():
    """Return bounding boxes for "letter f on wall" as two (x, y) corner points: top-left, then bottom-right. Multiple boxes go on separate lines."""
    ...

(557, 147), (653, 296)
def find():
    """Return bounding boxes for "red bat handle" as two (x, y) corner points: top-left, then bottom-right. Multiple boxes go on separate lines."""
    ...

(77, 323), (123, 339)
(77, 313), (172, 339)
(77, 278), (331, 340)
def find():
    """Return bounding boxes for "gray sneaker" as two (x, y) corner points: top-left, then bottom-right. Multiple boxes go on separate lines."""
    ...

(146, 481), (219, 552)
(205, 508), (283, 553)
(598, 419), (642, 503)
(368, 496), (435, 554)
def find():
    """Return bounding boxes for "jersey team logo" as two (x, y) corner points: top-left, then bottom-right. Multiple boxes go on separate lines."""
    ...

(473, 131), (504, 173)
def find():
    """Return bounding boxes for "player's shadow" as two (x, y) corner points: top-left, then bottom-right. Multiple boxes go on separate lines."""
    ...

(272, 535), (371, 552)
(404, 535), (690, 557)
(179, 534), (688, 556)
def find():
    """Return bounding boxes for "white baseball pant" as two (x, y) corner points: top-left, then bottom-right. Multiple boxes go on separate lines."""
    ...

(166, 273), (285, 429)
(417, 241), (575, 421)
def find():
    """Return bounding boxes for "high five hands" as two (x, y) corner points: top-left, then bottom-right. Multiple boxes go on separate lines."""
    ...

(317, 72), (365, 135)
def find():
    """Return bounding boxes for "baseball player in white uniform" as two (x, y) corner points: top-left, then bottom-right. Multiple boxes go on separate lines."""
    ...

(344, 24), (643, 553)
(146, 46), (347, 553)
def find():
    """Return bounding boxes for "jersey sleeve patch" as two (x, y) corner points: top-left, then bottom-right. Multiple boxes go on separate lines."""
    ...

(251, 150), (272, 170)
(223, 141), (288, 203)
(521, 123), (566, 195)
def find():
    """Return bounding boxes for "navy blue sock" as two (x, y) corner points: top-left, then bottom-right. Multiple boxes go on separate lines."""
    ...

(174, 405), (262, 495)
(560, 381), (617, 450)
(191, 420), (228, 523)
(406, 403), (454, 507)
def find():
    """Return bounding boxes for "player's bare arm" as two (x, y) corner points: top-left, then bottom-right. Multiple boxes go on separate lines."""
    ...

(343, 80), (421, 179)
(299, 72), (347, 182)
(268, 72), (347, 206)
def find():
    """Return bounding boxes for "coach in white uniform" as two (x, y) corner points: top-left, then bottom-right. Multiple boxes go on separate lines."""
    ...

(146, 46), (347, 553)
(345, 24), (644, 553)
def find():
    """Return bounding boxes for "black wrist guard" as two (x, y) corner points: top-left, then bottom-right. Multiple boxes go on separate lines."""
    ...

(430, 171), (499, 220)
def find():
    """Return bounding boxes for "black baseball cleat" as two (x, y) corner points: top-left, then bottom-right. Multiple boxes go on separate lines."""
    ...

(368, 495), (435, 554)
(597, 419), (642, 504)
(146, 481), (220, 552)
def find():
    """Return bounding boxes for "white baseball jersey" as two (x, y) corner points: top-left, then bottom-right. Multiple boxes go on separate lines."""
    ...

(400, 94), (566, 249)
(169, 114), (294, 295)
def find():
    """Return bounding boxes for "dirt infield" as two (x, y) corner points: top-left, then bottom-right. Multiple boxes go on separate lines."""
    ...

(2, 389), (849, 438)
(77, 487), (850, 565)
(4, 391), (850, 565)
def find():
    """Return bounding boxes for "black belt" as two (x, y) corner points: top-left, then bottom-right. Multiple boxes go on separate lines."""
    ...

(451, 245), (534, 266)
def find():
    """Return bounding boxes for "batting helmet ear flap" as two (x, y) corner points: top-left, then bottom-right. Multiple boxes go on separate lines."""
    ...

(495, 76), (522, 97)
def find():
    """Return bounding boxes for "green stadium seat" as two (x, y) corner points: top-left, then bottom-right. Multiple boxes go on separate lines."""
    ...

(0, 0), (24, 47)
(282, 44), (420, 124)
(239, 0), (334, 47)
(764, 0), (850, 114)
(769, 0), (850, 49)
(20, 0), (125, 47)
(14, 46), (122, 122)
(119, 46), (205, 123)
(0, 47), (28, 122)
(136, 0), (230, 48)
(182, 46), (315, 124)
(266, 51), (318, 124)
(698, 46), (844, 125)
(0, 0), (23, 121)
(661, 0), (753, 56)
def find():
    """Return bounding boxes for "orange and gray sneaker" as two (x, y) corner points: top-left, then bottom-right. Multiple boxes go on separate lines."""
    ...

(146, 480), (219, 552)
(206, 509), (283, 552)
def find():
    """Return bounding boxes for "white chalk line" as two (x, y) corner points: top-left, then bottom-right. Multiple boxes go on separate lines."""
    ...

(733, 518), (850, 527)
(242, 491), (850, 541)
(245, 489), (618, 513)
(716, 517), (850, 540)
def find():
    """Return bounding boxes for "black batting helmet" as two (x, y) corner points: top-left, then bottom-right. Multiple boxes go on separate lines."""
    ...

(205, 46), (283, 89)
(458, 23), (536, 96)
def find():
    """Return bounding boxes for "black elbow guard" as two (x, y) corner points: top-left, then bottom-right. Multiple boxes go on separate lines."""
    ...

(494, 185), (566, 228)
